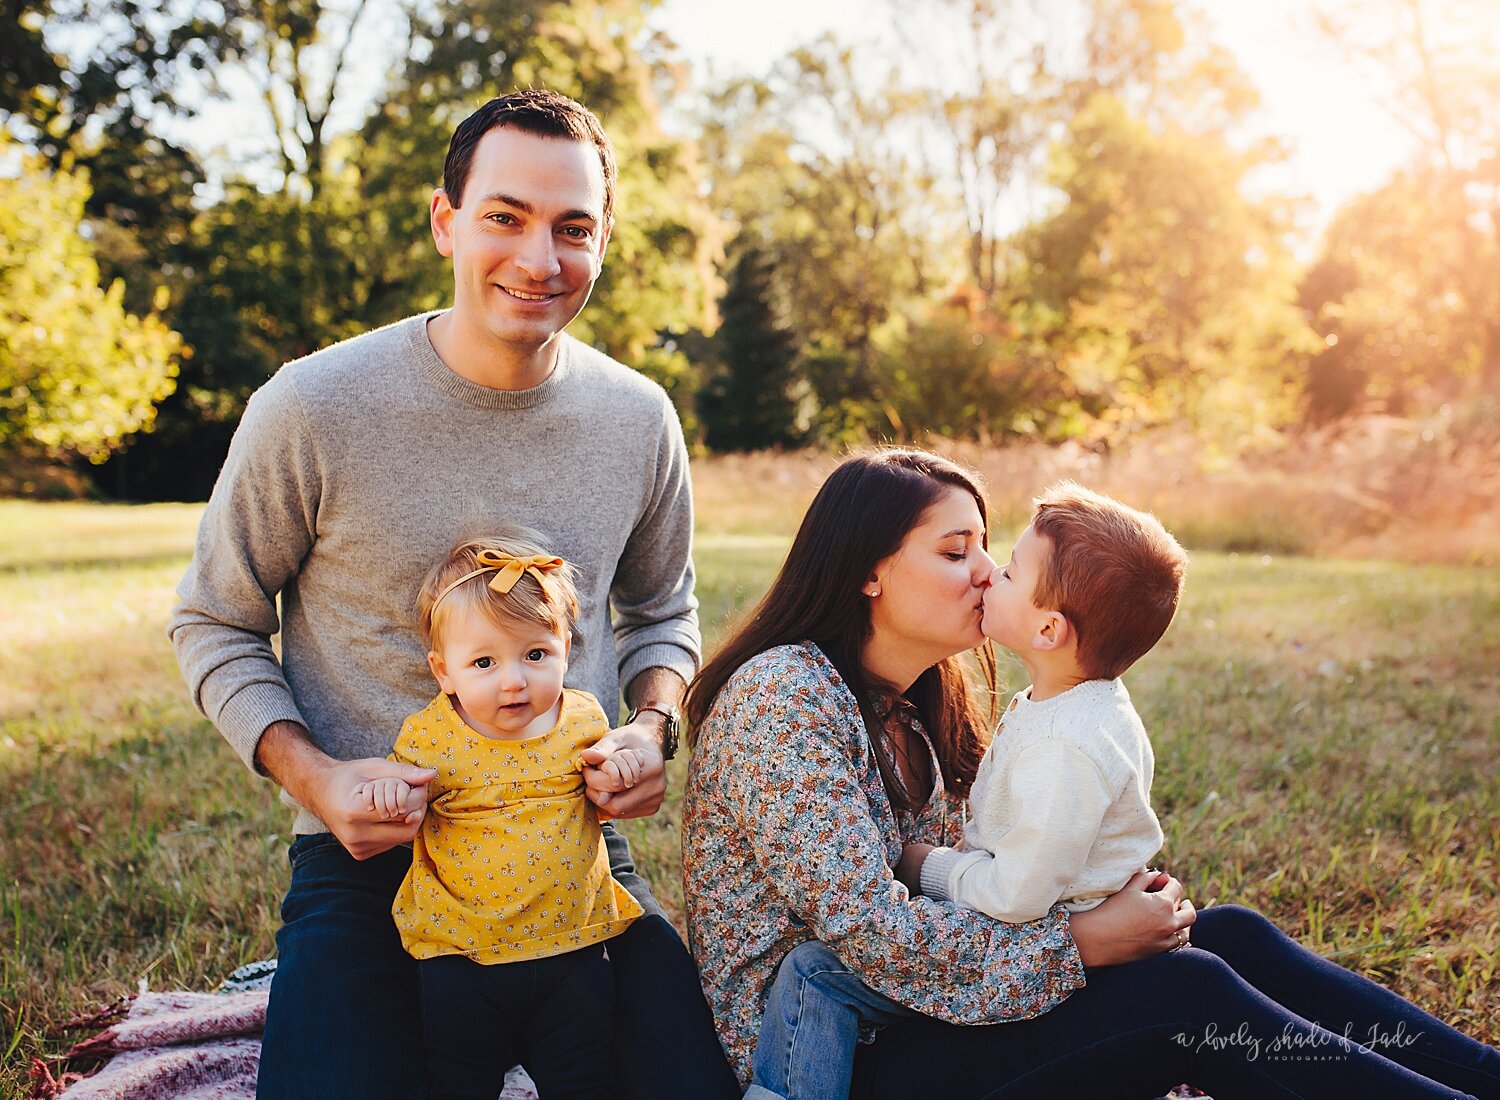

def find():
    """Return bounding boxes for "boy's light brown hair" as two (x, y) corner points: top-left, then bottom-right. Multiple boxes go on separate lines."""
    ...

(1029, 481), (1187, 681)
(417, 526), (580, 651)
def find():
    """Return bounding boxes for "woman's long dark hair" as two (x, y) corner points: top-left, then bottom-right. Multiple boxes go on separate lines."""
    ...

(686, 448), (998, 809)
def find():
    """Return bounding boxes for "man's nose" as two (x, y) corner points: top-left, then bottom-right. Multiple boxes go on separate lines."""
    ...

(515, 229), (561, 280)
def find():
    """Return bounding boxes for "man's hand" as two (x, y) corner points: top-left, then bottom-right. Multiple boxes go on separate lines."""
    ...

(257, 720), (437, 861)
(581, 722), (665, 819)
(1068, 869), (1196, 969)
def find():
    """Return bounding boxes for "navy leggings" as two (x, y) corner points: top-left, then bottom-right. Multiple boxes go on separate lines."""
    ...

(853, 906), (1500, 1100)
(256, 831), (741, 1100)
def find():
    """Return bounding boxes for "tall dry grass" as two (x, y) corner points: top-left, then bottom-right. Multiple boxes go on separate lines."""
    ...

(693, 415), (1500, 564)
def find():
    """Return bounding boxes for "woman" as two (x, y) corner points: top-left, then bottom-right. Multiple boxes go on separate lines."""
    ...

(682, 448), (1499, 1100)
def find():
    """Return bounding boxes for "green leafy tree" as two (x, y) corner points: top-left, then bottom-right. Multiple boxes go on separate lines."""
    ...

(699, 43), (944, 440)
(698, 245), (802, 451)
(1305, 0), (1500, 408)
(0, 140), (180, 461)
(1017, 92), (1317, 443)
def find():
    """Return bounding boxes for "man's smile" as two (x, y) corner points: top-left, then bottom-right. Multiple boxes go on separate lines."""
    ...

(499, 286), (558, 302)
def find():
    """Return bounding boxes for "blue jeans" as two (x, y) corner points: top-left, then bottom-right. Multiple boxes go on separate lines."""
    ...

(844, 906), (1500, 1100)
(256, 828), (741, 1100)
(749, 939), (917, 1100)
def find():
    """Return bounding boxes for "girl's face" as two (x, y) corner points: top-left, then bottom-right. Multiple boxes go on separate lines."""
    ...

(866, 486), (996, 666)
(427, 606), (569, 740)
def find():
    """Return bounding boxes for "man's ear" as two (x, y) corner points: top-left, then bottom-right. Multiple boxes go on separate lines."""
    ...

(595, 216), (613, 267)
(428, 650), (453, 693)
(1033, 610), (1073, 653)
(430, 189), (456, 257)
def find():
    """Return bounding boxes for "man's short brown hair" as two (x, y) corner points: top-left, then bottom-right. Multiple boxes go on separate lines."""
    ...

(1029, 481), (1187, 680)
(442, 89), (617, 220)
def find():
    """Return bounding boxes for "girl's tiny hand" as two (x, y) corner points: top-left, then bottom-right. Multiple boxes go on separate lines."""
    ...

(358, 777), (413, 820)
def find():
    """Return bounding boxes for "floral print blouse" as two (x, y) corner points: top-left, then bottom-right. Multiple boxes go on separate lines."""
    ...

(682, 642), (1085, 1085)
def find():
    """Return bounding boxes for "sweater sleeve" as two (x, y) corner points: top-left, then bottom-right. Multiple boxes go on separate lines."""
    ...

(610, 396), (700, 693)
(715, 653), (1084, 1022)
(167, 375), (321, 774)
(922, 740), (1117, 923)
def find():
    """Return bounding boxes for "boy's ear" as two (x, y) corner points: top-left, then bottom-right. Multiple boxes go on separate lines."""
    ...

(427, 650), (453, 693)
(1032, 611), (1074, 653)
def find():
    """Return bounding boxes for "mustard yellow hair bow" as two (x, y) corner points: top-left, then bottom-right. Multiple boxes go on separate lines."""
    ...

(434, 550), (566, 608)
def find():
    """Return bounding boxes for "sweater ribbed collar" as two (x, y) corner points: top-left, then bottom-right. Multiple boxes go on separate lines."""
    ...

(1012, 676), (1125, 716)
(407, 311), (572, 411)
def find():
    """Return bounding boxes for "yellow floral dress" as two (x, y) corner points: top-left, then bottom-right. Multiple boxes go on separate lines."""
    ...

(390, 688), (642, 964)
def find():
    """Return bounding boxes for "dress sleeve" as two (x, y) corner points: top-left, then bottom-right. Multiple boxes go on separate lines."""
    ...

(715, 654), (1085, 1022)
(924, 740), (1117, 922)
(167, 375), (320, 774)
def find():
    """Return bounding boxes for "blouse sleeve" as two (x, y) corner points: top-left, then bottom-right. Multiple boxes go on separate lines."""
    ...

(714, 650), (1085, 1023)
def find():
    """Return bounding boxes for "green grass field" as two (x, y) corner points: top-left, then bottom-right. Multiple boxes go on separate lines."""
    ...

(1, 493), (1496, 1095)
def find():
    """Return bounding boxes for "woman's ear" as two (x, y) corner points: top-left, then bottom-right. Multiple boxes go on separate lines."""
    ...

(1033, 611), (1073, 652)
(862, 570), (883, 598)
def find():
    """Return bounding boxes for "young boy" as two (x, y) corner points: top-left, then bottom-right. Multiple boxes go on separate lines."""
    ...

(918, 479), (1185, 920)
(746, 481), (1188, 1100)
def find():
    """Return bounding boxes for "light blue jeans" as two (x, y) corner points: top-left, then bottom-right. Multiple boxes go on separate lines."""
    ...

(747, 939), (918, 1100)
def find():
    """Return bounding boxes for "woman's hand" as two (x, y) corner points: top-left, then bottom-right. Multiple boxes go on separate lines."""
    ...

(1068, 869), (1196, 969)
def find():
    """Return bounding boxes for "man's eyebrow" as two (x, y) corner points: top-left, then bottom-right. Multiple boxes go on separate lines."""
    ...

(475, 193), (597, 224)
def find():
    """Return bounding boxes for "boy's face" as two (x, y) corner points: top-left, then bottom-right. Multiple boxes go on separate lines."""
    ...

(427, 606), (570, 740)
(981, 523), (1052, 653)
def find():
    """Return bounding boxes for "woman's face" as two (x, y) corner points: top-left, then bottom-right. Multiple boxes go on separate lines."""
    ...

(865, 486), (996, 664)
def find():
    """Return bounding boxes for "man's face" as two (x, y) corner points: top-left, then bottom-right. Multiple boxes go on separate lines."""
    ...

(431, 126), (611, 355)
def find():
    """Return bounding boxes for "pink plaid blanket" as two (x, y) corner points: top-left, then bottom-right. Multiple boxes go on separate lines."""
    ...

(29, 981), (540, 1100)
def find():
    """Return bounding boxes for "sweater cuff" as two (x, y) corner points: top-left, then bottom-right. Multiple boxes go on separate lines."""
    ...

(619, 642), (699, 703)
(920, 846), (964, 903)
(214, 682), (308, 776)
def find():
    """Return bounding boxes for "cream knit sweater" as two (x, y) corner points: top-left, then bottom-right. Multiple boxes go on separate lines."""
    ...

(920, 678), (1163, 922)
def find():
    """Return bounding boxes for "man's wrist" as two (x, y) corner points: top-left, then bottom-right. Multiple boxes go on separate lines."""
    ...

(625, 702), (679, 760)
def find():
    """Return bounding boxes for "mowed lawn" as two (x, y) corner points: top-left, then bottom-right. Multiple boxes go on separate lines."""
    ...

(1, 493), (1497, 1095)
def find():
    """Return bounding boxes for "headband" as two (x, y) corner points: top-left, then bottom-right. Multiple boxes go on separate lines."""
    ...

(432, 549), (566, 611)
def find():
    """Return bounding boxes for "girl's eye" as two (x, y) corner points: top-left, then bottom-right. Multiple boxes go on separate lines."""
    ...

(526, 648), (547, 662)
(474, 657), (493, 669)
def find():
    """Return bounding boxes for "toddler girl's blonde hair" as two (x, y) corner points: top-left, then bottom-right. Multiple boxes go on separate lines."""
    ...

(417, 526), (580, 651)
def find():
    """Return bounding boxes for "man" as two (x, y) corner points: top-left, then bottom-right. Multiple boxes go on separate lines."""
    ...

(171, 90), (739, 1099)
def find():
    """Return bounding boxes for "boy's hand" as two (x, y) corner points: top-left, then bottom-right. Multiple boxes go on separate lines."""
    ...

(357, 777), (416, 820)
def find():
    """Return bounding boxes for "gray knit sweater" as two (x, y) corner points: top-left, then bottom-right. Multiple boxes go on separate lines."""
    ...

(170, 313), (700, 835)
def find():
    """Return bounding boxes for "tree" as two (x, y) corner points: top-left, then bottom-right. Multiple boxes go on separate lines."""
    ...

(1306, 0), (1500, 403)
(698, 42), (944, 440)
(0, 139), (180, 461)
(697, 246), (801, 452)
(1015, 92), (1317, 443)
